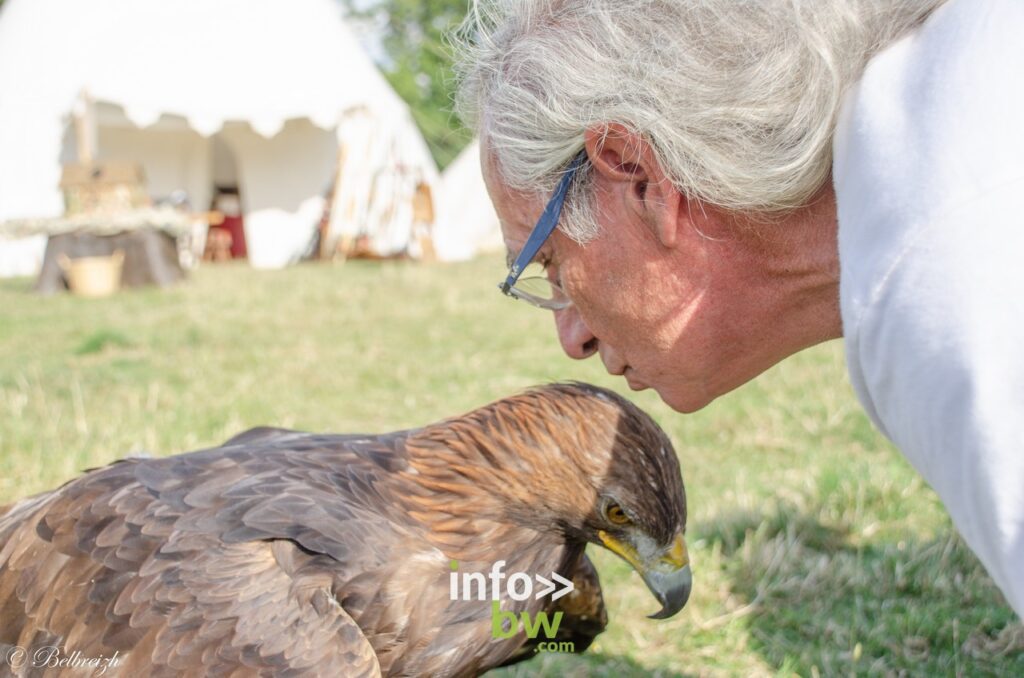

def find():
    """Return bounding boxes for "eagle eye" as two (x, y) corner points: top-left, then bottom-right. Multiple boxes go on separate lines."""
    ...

(604, 502), (632, 526)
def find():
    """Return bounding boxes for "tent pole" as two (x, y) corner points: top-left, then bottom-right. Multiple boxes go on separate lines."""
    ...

(73, 89), (97, 166)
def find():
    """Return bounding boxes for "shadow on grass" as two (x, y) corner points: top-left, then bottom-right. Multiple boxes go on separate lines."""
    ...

(696, 504), (1024, 676)
(486, 649), (697, 677)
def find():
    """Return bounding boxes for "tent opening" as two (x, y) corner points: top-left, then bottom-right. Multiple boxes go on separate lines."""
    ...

(206, 136), (246, 261)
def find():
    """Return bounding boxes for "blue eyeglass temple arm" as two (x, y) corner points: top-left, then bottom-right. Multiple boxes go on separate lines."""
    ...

(499, 152), (587, 294)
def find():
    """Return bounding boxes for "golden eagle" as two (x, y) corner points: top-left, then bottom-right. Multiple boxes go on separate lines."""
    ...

(0, 383), (690, 676)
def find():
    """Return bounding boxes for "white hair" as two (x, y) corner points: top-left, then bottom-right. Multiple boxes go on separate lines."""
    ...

(454, 0), (945, 240)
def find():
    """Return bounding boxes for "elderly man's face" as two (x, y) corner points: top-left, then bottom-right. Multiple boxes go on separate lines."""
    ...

(482, 130), (843, 414)
(483, 149), (725, 413)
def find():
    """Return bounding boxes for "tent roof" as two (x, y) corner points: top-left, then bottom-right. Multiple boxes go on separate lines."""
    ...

(0, 0), (410, 137)
(434, 139), (504, 261)
(0, 0), (438, 228)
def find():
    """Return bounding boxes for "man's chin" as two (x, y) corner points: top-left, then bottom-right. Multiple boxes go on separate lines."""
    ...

(623, 369), (649, 392)
(617, 370), (716, 412)
(652, 383), (714, 414)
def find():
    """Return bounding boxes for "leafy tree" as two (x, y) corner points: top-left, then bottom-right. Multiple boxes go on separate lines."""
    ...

(346, 0), (473, 169)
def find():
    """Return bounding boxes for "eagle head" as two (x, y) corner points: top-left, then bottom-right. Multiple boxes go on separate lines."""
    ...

(412, 381), (691, 619)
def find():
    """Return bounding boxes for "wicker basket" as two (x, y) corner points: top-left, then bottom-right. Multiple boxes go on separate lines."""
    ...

(57, 250), (124, 297)
(60, 163), (149, 216)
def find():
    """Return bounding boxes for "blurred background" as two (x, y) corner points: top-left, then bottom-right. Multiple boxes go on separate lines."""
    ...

(0, 0), (1020, 675)
(0, 0), (490, 280)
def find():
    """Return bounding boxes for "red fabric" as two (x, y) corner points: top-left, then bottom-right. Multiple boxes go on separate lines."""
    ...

(220, 215), (247, 258)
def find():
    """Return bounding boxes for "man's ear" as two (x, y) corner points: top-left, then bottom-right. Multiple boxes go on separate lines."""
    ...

(583, 124), (683, 249)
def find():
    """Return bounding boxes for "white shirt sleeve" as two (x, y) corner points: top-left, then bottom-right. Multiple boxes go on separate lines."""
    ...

(834, 0), (1024, 616)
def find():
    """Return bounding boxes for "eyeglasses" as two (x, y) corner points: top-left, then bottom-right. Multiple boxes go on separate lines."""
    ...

(498, 151), (587, 310)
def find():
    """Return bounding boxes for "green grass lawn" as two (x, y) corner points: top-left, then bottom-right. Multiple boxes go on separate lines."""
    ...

(0, 254), (1020, 676)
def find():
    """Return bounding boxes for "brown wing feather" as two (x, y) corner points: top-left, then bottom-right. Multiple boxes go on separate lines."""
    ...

(0, 439), (399, 676)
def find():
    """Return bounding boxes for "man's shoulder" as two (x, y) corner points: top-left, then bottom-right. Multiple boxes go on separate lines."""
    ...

(834, 0), (1024, 341)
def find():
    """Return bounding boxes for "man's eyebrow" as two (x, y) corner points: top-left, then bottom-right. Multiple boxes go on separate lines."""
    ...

(505, 250), (516, 268)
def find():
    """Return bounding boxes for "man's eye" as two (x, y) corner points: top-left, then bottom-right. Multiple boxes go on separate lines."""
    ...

(538, 256), (557, 275)
(521, 261), (547, 278)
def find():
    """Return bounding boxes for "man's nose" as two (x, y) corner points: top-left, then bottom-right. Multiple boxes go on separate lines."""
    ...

(554, 306), (599, 360)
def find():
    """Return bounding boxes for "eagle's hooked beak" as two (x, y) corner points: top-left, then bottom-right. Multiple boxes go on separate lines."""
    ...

(598, 530), (692, 619)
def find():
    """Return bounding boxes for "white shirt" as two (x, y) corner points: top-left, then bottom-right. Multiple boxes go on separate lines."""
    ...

(834, 0), (1024, 616)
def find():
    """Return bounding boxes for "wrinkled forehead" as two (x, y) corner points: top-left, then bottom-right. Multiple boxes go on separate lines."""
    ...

(479, 140), (544, 255)
(480, 139), (519, 209)
(479, 136), (508, 200)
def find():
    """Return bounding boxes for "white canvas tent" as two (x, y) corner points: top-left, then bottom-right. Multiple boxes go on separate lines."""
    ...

(0, 0), (441, 275)
(434, 139), (504, 262)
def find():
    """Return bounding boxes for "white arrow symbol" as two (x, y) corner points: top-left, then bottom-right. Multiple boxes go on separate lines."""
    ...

(534, 574), (555, 599)
(551, 572), (575, 601)
(534, 572), (575, 600)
